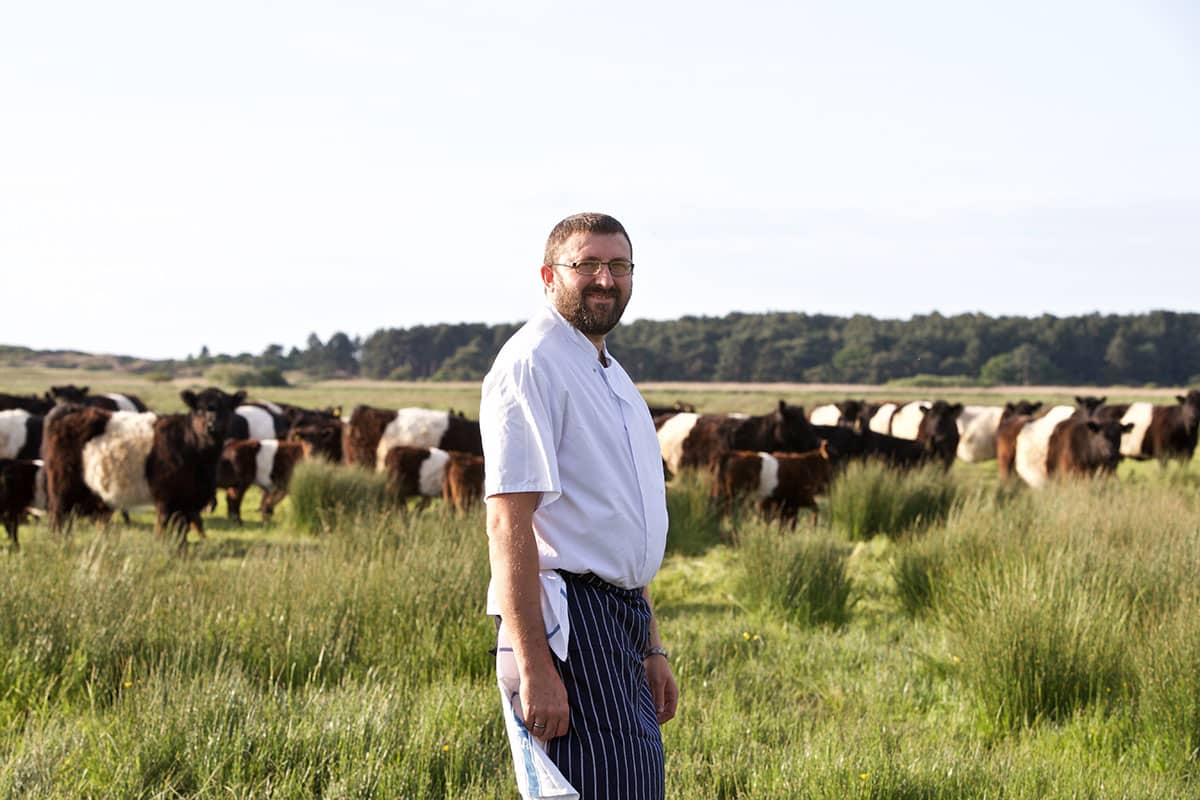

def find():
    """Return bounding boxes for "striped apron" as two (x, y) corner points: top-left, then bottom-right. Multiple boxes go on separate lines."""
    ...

(495, 570), (665, 800)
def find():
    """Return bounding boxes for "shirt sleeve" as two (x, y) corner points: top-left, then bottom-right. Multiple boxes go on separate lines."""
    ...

(480, 354), (562, 508)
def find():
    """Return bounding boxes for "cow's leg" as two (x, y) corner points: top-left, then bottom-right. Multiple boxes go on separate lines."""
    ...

(154, 506), (167, 540)
(260, 489), (286, 524)
(120, 510), (132, 525)
(226, 486), (245, 526)
(189, 512), (205, 540)
(4, 514), (18, 551)
(414, 495), (432, 513)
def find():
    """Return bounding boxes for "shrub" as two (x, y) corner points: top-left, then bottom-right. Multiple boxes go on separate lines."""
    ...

(287, 461), (392, 533)
(829, 462), (964, 541)
(734, 522), (854, 627)
(204, 364), (289, 388)
(946, 558), (1136, 732)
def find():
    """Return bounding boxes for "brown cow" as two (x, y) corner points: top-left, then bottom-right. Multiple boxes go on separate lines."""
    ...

(346, 406), (484, 470)
(1114, 390), (1200, 464)
(0, 459), (43, 549)
(216, 439), (306, 524)
(344, 406), (396, 468)
(996, 401), (1043, 481)
(658, 401), (819, 475)
(0, 393), (54, 415)
(49, 385), (149, 412)
(1046, 418), (1133, 480)
(43, 388), (244, 545)
(442, 451), (485, 512)
(383, 445), (450, 510)
(713, 441), (834, 526)
(290, 418), (344, 463)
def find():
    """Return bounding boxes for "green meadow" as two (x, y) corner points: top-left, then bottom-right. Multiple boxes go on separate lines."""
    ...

(2, 369), (1199, 798)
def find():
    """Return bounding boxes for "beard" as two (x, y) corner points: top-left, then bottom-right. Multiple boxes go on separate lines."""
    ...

(554, 280), (630, 338)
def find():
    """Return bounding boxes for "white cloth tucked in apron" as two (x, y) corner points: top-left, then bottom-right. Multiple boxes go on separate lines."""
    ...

(492, 570), (578, 800)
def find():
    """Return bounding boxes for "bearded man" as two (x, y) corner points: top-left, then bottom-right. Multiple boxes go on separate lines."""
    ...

(481, 212), (677, 800)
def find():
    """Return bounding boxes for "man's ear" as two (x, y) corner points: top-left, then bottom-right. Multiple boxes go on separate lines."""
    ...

(540, 264), (556, 291)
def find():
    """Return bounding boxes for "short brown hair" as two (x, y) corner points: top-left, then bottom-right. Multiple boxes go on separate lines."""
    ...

(543, 212), (633, 265)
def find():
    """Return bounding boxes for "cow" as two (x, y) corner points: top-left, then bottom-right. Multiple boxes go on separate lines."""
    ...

(995, 401), (1045, 480)
(216, 439), (306, 524)
(808, 424), (941, 471)
(0, 459), (44, 549)
(809, 400), (866, 428)
(1012, 405), (1078, 488)
(712, 441), (834, 526)
(49, 385), (148, 412)
(0, 410), (43, 460)
(1114, 390), (1200, 463)
(274, 402), (343, 430)
(1046, 418), (1133, 481)
(657, 401), (818, 475)
(371, 408), (483, 471)
(0, 392), (54, 415)
(880, 401), (963, 468)
(229, 403), (288, 441)
(442, 451), (485, 512)
(43, 388), (244, 545)
(289, 419), (344, 463)
(866, 402), (900, 435)
(955, 406), (1003, 462)
(383, 445), (452, 510)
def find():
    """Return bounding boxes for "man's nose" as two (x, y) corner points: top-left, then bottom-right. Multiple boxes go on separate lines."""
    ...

(591, 265), (616, 287)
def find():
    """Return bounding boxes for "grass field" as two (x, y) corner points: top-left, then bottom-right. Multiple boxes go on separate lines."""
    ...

(2, 372), (1199, 798)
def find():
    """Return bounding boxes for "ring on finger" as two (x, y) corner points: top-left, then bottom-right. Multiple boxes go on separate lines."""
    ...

(531, 721), (547, 730)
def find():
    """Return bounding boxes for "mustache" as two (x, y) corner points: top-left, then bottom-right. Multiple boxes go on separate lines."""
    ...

(583, 287), (620, 299)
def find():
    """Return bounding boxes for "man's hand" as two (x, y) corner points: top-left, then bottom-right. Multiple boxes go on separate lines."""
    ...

(644, 654), (678, 724)
(519, 664), (571, 740)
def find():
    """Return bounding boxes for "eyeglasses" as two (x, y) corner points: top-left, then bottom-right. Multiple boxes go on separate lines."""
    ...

(550, 258), (635, 277)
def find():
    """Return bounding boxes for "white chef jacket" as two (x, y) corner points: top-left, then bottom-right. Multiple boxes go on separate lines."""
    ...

(480, 303), (669, 592)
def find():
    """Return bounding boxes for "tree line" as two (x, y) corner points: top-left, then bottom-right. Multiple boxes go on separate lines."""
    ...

(189, 310), (1200, 387)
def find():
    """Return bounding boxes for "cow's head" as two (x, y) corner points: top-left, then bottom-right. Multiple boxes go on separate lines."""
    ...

(1075, 396), (1107, 418)
(1085, 420), (1134, 474)
(1001, 400), (1042, 424)
(835, 400), (865, 428)
(1177, 389), (1200, 429)
(50, 384), (90, 403)
(291, 420), (344, 462)
(918, 401), (964, 466)
(773, 400), (816, 452)
(181, 388), (245, 440)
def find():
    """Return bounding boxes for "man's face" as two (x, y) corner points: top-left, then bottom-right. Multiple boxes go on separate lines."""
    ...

(541, 232), (633, 342)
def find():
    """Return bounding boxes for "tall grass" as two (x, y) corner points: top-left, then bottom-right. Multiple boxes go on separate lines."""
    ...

(287, 460), (392, 533)
(828, 462), (966, 541)
(733, 520), (854, 628)
(665, 470), (724, 555)
(2, 441), (1200, 796)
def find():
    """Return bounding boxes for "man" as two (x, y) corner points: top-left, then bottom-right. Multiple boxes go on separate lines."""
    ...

(481, 212), (678, 800)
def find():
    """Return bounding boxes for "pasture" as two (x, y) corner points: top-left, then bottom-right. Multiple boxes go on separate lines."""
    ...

(2, 370), (1199, 798)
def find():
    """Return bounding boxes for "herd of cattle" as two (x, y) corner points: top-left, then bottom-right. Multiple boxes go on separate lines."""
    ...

(0, 385), (485, 549)
(658, 391), (1200, 523)
(1, 385), (1198, 547)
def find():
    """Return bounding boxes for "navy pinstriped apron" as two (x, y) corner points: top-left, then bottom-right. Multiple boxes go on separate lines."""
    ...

(547, 570), (665, 800)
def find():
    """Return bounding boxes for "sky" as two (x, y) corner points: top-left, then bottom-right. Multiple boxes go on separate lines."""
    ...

(2, 0), (1198, 360)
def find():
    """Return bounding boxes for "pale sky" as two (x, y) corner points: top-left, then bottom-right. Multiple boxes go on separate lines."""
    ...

(3, 1), (1198, 360)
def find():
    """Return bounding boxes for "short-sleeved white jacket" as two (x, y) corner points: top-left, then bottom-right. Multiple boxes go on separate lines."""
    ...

(480, 303), (669, 590)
